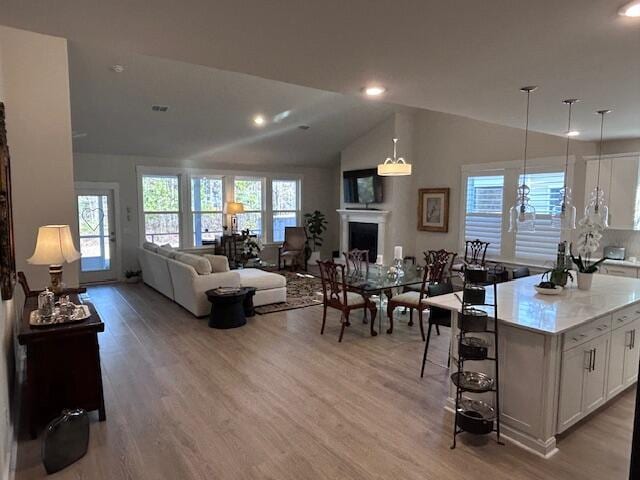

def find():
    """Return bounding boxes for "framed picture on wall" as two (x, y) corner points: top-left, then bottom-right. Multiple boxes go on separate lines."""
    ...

(418, 188), (449, 232)
(0, 103), (16, 300)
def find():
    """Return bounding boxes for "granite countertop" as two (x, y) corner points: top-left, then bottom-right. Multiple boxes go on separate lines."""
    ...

(425, 274), (640, 335)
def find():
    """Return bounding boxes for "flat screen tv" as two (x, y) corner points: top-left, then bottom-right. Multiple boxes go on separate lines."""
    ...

(343, 168), (383, 205)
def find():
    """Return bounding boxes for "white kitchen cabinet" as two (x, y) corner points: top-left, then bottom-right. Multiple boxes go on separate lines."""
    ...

(623, 318), (640, 387)
(608, 317), (640, 398)
(558, 334), (610, 431)
(601, 265), (638, 278)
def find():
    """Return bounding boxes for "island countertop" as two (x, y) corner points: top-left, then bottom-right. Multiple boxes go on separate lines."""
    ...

(425, 273), (640, 335)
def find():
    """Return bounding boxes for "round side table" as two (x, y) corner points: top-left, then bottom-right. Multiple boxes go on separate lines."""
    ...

(205, 288), (251, 329)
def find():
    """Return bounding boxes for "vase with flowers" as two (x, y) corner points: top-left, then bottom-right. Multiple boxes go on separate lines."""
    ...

(570, 216), (608, 290)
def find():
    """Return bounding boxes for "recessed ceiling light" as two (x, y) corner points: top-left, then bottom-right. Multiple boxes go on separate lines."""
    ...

(253, 114), (266, 126)
(619, 1), (640, 16)
(111, 64), (125, 73)
(566, 130), (580, 137)
(362, 85), (387, 97)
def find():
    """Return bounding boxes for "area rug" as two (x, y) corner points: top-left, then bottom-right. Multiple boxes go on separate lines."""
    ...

(255, 270), (323, 314)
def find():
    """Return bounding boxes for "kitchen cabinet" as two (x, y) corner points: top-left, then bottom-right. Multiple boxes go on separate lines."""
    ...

(585, 155), (640, 230)
(601, 265), (638, 278)
(558, 333), (610, 431)
(609, 318), (640, 397)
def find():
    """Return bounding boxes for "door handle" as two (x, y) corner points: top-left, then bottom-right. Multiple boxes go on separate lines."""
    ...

(585, 349), (593, 371)
(591, 348), (596, 371)
(626, 331), (633, 349)
(633, 330), (636, 350)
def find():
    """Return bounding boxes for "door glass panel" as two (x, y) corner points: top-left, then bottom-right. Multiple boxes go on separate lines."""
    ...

(78, 194), (111, 272)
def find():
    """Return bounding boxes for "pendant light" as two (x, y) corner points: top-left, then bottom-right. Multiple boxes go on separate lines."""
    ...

(584, 109), (612, 228)
(378, 137), (412, 176)
(509, 86), (537, 233)
(551, 99), (578, 230)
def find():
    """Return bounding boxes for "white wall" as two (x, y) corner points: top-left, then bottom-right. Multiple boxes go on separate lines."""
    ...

(73, 153), (340, 274)
(340, 108), (598, 263)
(0, 26), (79, 289)
(0, 26), (78, 479)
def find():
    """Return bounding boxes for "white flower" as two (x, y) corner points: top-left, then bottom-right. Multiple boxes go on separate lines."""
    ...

(576, 215), (603, 257)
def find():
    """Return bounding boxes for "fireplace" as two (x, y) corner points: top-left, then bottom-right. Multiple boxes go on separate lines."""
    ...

(348, 222), (378, 262)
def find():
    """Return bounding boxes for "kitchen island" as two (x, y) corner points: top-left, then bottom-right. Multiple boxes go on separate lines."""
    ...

(425, 273), (640, 457)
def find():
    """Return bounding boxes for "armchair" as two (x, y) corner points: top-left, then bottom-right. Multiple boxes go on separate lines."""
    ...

(278, 227), (308, 271)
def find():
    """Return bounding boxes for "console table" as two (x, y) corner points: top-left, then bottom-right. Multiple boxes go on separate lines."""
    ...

(18, 293), (106, 438)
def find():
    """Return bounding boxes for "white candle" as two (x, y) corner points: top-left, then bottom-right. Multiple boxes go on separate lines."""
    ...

(376, 254), (384, 265)
(394, 246), (403, 260)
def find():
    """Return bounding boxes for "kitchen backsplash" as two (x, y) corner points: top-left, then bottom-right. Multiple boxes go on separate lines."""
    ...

(600, 230), (640, 259)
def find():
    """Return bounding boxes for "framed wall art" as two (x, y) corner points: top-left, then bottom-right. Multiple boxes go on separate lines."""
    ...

(418, 188), (449, 233)
(0, 103), (16, 300)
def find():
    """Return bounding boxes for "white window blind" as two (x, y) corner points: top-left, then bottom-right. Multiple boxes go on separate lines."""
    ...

(515, 172), (564, 262)
(464, 175), (504, 257)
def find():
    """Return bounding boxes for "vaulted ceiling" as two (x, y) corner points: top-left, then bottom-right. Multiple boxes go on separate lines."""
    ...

(2, 0), (639, 141)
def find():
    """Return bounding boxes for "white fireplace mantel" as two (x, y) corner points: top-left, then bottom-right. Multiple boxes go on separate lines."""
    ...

(337, 209), (390, 259)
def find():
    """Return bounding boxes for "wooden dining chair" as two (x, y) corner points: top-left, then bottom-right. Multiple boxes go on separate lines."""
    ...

(343, 249), (370, 278)
(420, 281), (453, 377)
(316, 260), (377, 342)
(385, 263), (441, 341)
(424, 249), (458, 283)
(463, 239), (490, 267)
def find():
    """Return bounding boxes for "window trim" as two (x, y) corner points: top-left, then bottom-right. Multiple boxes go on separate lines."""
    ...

(139, 173), (183, 248)
(459, 156), (574, 265)
(190, 174), (225, 246)
(272, 178), (302, 242)
(137, 166), (303, 247)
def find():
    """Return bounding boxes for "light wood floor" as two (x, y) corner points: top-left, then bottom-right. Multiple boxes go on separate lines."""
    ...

(14, 283), (635, 479)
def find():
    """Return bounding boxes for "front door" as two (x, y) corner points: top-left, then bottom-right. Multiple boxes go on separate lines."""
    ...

(76, 187), (118, 283)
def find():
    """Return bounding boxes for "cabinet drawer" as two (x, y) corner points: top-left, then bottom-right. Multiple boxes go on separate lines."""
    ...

(602, 266), (638, 278)
(612, 303), (640, 330)
(563, 314), (612, 351)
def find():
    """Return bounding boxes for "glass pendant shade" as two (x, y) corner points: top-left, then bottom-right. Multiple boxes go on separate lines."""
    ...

(551, 187), (577, 230)
(509, 185), (536, 232)
(378, 138), (412, 176)
(584, 186), (609, 228)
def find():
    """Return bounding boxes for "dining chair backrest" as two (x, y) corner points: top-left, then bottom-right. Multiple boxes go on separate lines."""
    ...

(424, 249), (457, 283)
(464, 239), (489, 266)
(343, 249), (369, 277)
(317, 260), (347, 305)
(512, 266), (531, 279)
(17, 271), (36, 298)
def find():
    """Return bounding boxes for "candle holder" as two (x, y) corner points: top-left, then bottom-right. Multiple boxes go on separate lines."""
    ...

(393, 258), (405, 278)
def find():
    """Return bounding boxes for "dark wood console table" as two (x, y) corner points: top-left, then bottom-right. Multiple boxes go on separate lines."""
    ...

(18, 293), (106, 438)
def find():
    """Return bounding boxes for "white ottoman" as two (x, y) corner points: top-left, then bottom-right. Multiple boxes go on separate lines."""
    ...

(237, 268), (287, 306)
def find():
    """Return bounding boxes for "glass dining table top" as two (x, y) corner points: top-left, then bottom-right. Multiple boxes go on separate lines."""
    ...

(341, 265), (424, 292)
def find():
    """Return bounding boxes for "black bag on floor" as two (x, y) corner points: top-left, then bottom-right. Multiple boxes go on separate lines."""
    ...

(42, 408), (89, 474)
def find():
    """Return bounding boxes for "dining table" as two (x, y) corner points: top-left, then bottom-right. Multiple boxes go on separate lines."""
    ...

(337, 263), (425, 336)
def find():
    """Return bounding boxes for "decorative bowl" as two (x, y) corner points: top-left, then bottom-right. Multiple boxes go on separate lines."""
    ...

(534, 285), (563, 295)
(450, 371), (495, 393)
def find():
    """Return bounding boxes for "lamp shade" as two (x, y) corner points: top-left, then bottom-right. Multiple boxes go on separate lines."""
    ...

(27, 225), (81, 265)
(224, 202), (245, 215)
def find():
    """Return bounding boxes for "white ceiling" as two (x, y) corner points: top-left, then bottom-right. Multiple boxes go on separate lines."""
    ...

(67, 43), (394, 166)
(2, 0), (639, 141)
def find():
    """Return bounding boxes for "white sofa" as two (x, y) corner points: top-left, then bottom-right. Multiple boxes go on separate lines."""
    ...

(138, 244), (286, 317)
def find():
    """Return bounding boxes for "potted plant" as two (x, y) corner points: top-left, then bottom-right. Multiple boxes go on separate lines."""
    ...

(304, 210), (328, 264)
(124, 269), (142, 284)
(241, 236), (263, 266)
(570, 216), (607, 290)
(548, 266), (573, 287)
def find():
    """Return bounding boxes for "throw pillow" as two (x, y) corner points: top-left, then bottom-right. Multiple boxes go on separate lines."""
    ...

(174, 253), (212, 275)
(203, 254), (230, 273)
(142, 241), (159, 253)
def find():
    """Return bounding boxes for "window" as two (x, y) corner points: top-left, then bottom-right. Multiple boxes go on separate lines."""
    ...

(191, 176), (224, 246)
(142, 175), (180, 247)
(234, 178), (263, 236)
(515, 172), (564, 262)
(464, 175), (504, 258)
(272, 180), (299, 242)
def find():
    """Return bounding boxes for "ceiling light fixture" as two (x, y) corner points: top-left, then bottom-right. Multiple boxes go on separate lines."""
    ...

(566, 130), (580, 137)
(619, 1), (640, 16)
(362, 85), (387, 97)
(584, 109), (613, 228)
(509, 86), (538, 233)
(253, 114), (266, 126)
(552, 99), (579, 230)
(377, 138), (412, 176)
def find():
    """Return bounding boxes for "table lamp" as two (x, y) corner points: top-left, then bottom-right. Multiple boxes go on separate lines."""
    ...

(27, 225), (81, 294)
(224, 202), (245, 234)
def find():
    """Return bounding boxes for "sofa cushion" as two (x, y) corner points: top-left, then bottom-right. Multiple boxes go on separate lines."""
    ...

(237, 268), (286, 291)
(156, 246), (177, 259)
(143, 241), (159, 253)
(203, 254), (230, 273)
(174, 252), (212, 275)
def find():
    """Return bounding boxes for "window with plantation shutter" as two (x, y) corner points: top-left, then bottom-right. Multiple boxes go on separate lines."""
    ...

(464, 175), (504, 258)
(515, 172), (565, 262)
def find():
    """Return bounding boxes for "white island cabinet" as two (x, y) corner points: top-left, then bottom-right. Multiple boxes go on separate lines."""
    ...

(425, 274), (640, 458)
